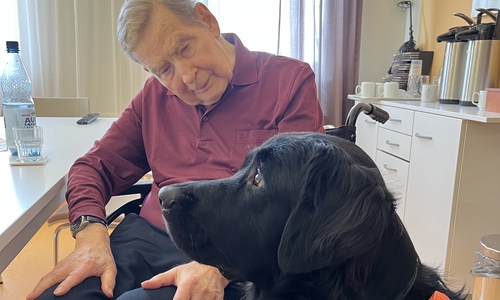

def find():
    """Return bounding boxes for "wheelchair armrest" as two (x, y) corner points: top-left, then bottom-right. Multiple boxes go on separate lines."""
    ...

(107, 180), (152, 224)
(116, 179), (152, 197)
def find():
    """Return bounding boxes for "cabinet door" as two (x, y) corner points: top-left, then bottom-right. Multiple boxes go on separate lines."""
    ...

(404, 112), (463, 269)
(375, 150), (409, 221)
(355, 102), (379, 160)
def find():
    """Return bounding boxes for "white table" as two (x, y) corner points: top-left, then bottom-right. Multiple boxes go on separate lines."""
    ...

(0, 117), (115, 273)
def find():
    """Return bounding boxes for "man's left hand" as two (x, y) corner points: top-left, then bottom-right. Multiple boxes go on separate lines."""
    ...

(141, 261), (229, 300)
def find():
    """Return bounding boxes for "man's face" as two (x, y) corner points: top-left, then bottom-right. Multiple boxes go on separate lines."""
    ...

(133, 3), (234, 107)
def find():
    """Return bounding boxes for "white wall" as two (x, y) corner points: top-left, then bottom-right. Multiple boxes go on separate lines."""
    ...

(358, 0), (422, 84)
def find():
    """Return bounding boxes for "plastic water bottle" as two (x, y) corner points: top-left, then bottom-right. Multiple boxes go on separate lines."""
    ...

(1, 41), (37, 154)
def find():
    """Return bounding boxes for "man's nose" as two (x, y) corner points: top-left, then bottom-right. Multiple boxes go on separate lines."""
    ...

(176, 61), (196, 85)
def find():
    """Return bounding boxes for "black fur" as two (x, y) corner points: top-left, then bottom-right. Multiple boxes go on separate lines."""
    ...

(159, 132), (466, 300)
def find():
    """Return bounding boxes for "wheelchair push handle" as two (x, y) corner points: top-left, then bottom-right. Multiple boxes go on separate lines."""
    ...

(345, 103), (389, 127)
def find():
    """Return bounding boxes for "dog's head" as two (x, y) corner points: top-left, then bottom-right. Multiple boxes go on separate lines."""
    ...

(159, 132), (397, 284)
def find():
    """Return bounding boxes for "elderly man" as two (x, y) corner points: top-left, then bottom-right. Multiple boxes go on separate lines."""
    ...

(28, 0), (324, 299)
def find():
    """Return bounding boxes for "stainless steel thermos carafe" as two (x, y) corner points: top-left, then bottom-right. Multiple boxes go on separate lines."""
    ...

(436, 14), (474, 104)
(460, 40), (500, 105)
(457, 9), (500, 106)
(438, 41), (468, 104)
(437, 9), (500, 105)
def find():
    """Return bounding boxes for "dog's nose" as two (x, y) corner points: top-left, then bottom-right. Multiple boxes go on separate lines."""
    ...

(159, 186), (175, 208)
(158, 184), (192, 211)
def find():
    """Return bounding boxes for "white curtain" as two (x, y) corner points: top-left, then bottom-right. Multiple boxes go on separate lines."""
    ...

(17, 0), (149, 117)
(0, 0), (20, 109)
(278, 0), (363, 126)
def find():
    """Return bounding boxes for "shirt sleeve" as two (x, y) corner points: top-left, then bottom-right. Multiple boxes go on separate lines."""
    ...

(276, 63), (325, 134)
(66, 87), (151, 223)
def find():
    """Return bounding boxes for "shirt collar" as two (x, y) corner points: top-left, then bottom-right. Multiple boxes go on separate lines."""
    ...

(222, 33), (258, 86)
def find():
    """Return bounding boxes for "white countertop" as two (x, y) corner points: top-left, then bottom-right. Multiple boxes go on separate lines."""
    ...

(0, 117), (115, 272)
(348, 95), (500, 123)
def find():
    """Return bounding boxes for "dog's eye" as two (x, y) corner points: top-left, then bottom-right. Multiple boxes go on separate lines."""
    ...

(253, 170), (263, 187)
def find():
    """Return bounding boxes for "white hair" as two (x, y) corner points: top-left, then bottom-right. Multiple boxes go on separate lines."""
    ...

(117, 0), (201, 63)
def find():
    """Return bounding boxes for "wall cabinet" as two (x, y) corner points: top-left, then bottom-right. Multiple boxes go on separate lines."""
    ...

(353, 97), (500, 291)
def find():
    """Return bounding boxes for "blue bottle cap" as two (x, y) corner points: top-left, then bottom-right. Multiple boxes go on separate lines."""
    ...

(6, 41), (19, 53)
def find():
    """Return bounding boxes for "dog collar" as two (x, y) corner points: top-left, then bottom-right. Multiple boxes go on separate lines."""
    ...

(394, 257), (421, 300)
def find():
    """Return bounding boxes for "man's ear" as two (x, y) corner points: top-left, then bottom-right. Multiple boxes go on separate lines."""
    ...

(194, 3), (221, 37)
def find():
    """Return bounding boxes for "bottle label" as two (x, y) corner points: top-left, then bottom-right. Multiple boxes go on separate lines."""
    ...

(3, 107), (37, 151)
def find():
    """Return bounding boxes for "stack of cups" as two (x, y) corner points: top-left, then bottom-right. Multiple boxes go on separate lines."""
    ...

(407, 60), (422, 98)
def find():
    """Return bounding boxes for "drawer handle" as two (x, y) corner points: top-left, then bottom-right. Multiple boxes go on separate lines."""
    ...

(388, 118), (402, 122)
(415, 133), (433, 140)
(364, 119), (376, 124)
(383, 164), (398, 172)
(385, 140), (400, 147)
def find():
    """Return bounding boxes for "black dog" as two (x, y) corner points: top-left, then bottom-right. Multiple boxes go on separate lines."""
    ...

(159, 132), (465, 300)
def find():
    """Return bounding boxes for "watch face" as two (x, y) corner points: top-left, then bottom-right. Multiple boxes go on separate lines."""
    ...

(70, 217), (83, 232)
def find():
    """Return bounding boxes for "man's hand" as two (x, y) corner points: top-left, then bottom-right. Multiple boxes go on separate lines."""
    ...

(141, 261), (229, 300)
(26, 223), (117, 300)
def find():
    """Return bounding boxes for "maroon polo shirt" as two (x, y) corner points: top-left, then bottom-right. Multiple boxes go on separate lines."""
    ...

(67, 34), (324, 229)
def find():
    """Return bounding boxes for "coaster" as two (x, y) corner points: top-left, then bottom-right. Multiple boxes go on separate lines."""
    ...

(9, 155), (49, 166)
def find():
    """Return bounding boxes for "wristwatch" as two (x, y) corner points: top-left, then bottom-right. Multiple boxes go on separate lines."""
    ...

(70, 215), (108, 238)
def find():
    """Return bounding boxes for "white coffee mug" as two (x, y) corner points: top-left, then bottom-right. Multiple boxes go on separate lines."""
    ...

(472, 90), (488, 110)
(380, 82), (399, 98)
(375, 82), (384, 98)
(421, 84), (438, 102)
(355, 82), (376, 98)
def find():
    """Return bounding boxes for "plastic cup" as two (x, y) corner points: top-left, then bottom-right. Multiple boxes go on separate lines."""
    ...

(408, 60), (422, 76)
(12, 126), (44, 162)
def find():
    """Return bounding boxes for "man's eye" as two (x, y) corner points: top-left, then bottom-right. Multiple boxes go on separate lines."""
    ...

(161, 66), (171, 74)
(181, 44), (194, 57)
(158, 65), (174, 81)
(253, 170), (263, 187)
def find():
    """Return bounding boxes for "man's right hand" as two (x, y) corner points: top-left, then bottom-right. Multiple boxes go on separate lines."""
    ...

(26, 223), (117, 300)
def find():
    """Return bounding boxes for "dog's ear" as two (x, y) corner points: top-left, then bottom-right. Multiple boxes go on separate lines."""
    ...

(277, 141), (394, 274)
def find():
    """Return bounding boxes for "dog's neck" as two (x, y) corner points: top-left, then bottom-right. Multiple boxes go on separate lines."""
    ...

(242, 215), (422, 300)
(360, 215), (421, 299)
(394, 257), (421, 300)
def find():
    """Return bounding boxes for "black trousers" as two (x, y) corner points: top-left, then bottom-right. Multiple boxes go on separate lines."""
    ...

(36, 214), (243, 300)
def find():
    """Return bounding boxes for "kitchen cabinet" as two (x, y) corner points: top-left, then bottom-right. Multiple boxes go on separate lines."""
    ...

(404, 112), (462, 282)
(350, 95), (500, 291)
